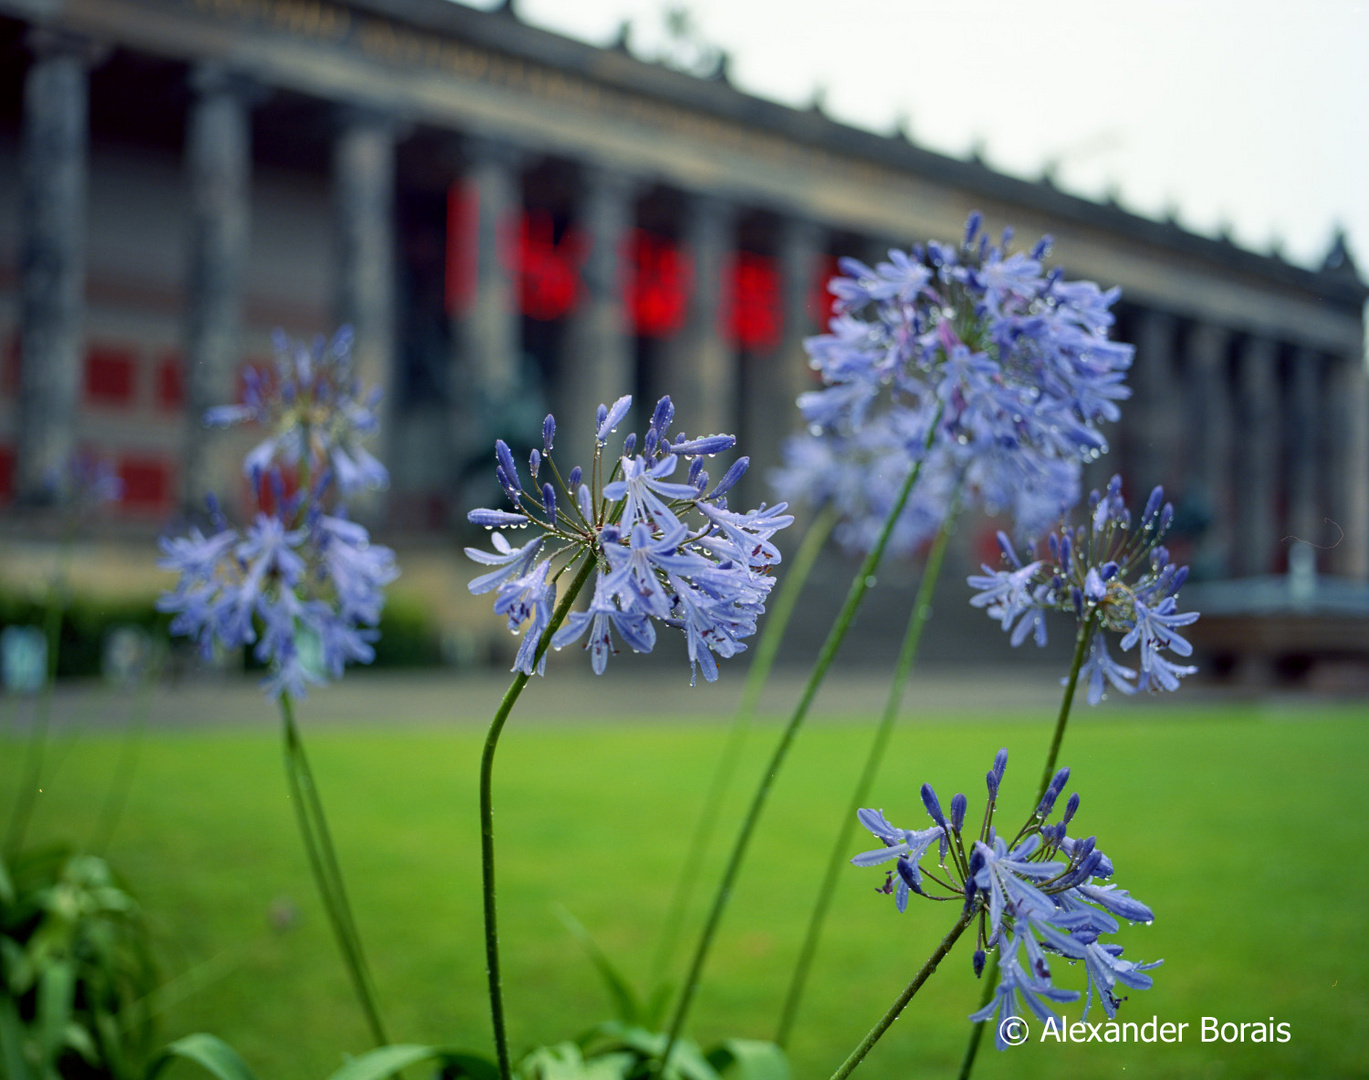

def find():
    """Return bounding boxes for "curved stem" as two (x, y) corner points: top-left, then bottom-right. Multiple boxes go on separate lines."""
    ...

(828, 907), (975, 1080)
(280, 693), (389, 1047)
(1036, 612), (1098, 805)
(776, 506), (956, 1047)
(652, 504), (838, 981)
(955, 952), (998, 1080)
(481, 556), (594, 1080)
(658, 403), (945, 1075)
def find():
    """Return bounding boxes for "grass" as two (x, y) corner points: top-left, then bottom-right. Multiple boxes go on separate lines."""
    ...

(2, 695), (1367, 1079)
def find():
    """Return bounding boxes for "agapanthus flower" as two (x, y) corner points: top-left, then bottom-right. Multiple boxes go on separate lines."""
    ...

(158, 330), (398, 699)
(50, 449), (125, 510)
(465, 394), (792, 683)
(968, 475), (1200, 699)
(205, 326), (388, 495)
(853, 750), (1160, 1049)
(772, 213), (1132, 554)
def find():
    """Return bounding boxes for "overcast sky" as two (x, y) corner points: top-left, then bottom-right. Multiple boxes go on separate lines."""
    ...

(454, 0), (1367, 275)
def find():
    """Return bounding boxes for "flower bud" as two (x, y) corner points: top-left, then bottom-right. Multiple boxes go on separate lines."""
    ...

(707, 457), (749, 501)
(949, 793), (967, 832)
(495, 440), (520, 491)
(650, 395), (674, 437)
(921, 783), (946, 826)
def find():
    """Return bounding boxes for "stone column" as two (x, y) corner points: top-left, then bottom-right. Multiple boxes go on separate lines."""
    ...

(1328, 351), (1369, 579)
(183, 64), (254, 512)
(334, 106), (398, 463)
(15, 31), (92, 505)
(1234, 335), (1279, 577)
(1286, 347), (1322, 563)
(1189, 322), (1233, 578)
(665, 192), (735, 440)
(560, 165), (635, 459)
(1130, 308), (1176, 497)
(458, 137), (523, 415)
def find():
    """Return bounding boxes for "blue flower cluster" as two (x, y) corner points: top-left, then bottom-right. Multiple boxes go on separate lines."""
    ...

(854, 751), (1160, 1048)
(54, 449), (124, 511)
(772, 213), (1132, 555)
(205, 326), (388, 495)
(968, 475), (1199, 701)
(465, 395), (792, 683)
(158, 329), (397, 699)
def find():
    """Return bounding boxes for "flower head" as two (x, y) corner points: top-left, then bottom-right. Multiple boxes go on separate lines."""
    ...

(465, 395), (792, 683)
(205, 326), (388, 495)
(853, 749), (1160, 1047)
(158, 329), (398, 699)
(967, 475), (1199, 699)
(772, 215), (1132, 555)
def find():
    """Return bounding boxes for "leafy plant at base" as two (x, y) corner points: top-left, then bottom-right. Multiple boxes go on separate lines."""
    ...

(0, 846), (156, 1080)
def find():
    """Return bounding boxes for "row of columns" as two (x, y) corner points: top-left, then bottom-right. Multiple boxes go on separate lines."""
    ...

(12, 30), (820, 516)
(1123, 308), (1369, 579)
(11, 35), (400, 512)
(449, 138), (822, 496)
(10, 33), (1368, 583)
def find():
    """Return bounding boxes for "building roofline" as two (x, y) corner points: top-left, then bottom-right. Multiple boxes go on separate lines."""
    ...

(341, 0), (1366, 309)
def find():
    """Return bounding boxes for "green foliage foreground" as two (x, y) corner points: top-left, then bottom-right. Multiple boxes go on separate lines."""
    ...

(1, 701), (1365, 1079)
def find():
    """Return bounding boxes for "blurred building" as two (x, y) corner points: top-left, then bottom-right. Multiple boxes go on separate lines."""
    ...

(0, 0), (1366, 674)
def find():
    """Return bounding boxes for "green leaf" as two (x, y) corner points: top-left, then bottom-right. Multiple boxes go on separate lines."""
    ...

(582, 1022), (720, 1080)
(0, 992), (33, 1080)
(552, 905), (641, 1025)
(705, 1040), (791, 1080)
(324, 1045), (500, 1080)
(61, 1019), (100, 1065)
(144, 1033), (261, 1080)
(35, 957), (75, 1073)
(519, 1042), (633, 1080)
(642, 982), (673, 1032)
(0, 855), (14, 906)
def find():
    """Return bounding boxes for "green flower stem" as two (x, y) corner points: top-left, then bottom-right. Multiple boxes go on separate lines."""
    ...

(279, 692), (389, 1048)
(481, 556), (595, 1080)
(90, 658), (160, 855)
(828, 907), (976, 1080)
(1036, 611), (1098, 805)
(652, 503), (838, 981)
(957, 609), (1098, 1080)
(955, 953), (998, 1080)
(775, 504), (957, 1047)
(658, 402), (945, 1076)
(5, 556), (68, 854)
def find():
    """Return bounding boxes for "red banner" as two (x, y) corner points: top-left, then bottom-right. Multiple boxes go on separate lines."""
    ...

(724, 251), (783, 352)
(626, 229), (691, 338)
(509, 209), (586, 322)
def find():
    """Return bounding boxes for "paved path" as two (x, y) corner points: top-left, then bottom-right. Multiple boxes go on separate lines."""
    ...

(10, 658), (1351, 734)
(16, 663), (1087, 731)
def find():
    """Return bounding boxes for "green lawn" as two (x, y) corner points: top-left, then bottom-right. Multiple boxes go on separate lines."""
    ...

(3, 697), (1367, 1079)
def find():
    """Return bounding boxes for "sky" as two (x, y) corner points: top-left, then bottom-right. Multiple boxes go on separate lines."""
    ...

(453, 0), (1368, 275)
